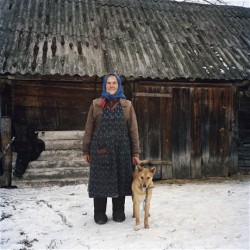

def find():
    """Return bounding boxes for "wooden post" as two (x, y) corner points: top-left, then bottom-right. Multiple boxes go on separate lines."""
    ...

(1, 117), (12, 187)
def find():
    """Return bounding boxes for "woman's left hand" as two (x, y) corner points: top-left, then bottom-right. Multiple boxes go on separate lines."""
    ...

(132, 157), (141, 165)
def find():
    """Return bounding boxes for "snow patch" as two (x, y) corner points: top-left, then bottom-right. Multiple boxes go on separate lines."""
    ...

(1, 180), (249, 250)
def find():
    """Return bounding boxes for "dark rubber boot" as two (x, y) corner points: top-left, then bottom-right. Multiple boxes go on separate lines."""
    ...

(112, 196), (126, 222)
(94, 198), (108, 225)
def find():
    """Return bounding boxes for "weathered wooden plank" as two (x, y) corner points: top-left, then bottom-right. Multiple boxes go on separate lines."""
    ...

(230, 86), (239, 173)
(136, 83), (166, 93)
(172, 87), (191, 179)
(148, 95), (162, 179)
(205, 88), (221, 176)
(134, 93), (172, 98)
(1, 83), (12, 117)
(141, 160), (173, 165)
(181, 87), (191, 178)
(200, 87), (210, 177)
(214, 88), (225, 175)
(219, 87), (233, 176)
(133, 84), (149, 161)
(161, 89), (173, 179)
(190, 87), (202, 178)
(1, 117), (13, 187)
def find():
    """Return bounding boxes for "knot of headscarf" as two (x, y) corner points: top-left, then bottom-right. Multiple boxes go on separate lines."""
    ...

(101, 73), (126, 101)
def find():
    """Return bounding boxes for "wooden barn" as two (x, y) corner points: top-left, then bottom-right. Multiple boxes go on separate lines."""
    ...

(0, 0), (250, 186)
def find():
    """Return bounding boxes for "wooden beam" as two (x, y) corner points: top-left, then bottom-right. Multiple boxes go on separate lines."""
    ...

(140, 160), (173, 165)
(133, 93), (172, 98)
(1, 117), (13, 187)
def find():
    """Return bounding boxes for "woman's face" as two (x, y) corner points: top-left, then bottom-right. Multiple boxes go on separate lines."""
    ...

(106, 75), (118, 95)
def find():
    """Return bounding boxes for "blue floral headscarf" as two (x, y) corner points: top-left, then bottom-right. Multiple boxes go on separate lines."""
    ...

(102, 73), (126, 101)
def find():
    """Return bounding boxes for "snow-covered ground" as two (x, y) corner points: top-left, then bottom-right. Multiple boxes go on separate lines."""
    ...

(1, 177), (249, 250)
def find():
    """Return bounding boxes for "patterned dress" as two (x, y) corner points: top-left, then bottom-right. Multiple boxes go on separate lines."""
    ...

(88, 102), (133, 198)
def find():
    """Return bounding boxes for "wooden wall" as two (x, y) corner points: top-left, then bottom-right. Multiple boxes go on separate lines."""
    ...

(238, 85), (250, 170)
(133, 82), (238, 179)
(8, 78), (240, 179)
(11, 79), (102, 131)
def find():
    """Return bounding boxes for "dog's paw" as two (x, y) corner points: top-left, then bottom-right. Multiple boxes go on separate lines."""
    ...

(134, 225), (140, 231)
(144, 224), (150, 229)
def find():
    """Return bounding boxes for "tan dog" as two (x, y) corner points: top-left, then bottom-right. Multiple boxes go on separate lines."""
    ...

(132, 165), (156, 230)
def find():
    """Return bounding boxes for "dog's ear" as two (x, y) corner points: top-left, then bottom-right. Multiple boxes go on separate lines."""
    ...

(149, 167), (156, 174)
(136, 165), (144, 171)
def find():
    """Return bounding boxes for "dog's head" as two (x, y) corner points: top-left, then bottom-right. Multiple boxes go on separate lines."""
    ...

(135, 165), (156, 188)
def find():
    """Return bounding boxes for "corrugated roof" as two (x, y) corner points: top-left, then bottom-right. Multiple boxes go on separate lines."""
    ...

(0, 0), (249, 80)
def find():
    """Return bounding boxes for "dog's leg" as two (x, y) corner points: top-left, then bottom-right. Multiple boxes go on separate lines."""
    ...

(144, 199), (150, 229)
(132, 194), (135, 218)
(134, 198), (141, 231)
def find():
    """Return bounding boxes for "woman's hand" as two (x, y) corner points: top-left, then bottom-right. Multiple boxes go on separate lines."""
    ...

(132, 156), (141, 165)
(83, 155), (91, 163)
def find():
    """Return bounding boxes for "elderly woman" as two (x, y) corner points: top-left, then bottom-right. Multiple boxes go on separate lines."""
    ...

(83, 73), (141, 225)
